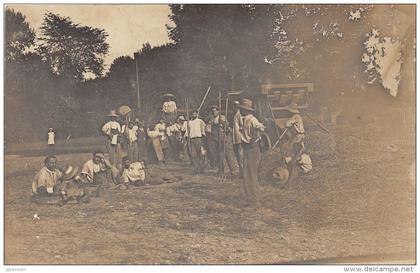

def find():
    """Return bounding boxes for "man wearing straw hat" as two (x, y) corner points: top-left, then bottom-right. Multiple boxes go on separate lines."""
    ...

(285, 102), (305, 144)
(283, 102), (312, 182)
(101, 110), (121, 165)
(238, 98), (265, 208)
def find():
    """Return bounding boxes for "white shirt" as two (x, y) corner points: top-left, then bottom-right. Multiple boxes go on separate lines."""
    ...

(32, 167), (62, 194)
(184, 118), (206, 138)
(122, 162), (146, 183)
(162, 101), (177, 113)
(81, 159), (108, 182)
(285, 114), (305, 134)
(127, 128), (137, 143)
(102, 121), (121, 135)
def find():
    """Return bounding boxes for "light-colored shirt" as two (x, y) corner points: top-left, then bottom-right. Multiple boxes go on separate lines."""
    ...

(102, 120), (122, 136)
(184, 118), (206, 138)
(285, 114), (305, 134)
(155, 123), (167, 140)
(32, 166), (62, 194)
(298, 153), (312, 173)
(147, 128), (159, 139)
(232, 110), (243, 145)
(121, 162), (146, 183)
(47, 132), (55, 145)
(81, 159), (108, 183)
(240, 114), (265, 144)
(162, 101), (177, 113)
(127, 128), (137, 143)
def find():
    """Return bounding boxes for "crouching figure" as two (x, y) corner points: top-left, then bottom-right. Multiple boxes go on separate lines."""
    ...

(58, 165), (90, 206)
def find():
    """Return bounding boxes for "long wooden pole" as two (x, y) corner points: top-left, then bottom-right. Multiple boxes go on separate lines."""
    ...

(135, 53), (141, 111)
(197, 86), (211, 114)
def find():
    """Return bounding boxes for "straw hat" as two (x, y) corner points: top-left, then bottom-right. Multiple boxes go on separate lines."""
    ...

(272, 166), (289, 184)
(178, 115), (186, 121)
(237, 98), (255, 112)
(61, 165), (79, 181)
(106, 110), (119, 117)
(286, 102), (300, 114)
(117, 105), (131, 116)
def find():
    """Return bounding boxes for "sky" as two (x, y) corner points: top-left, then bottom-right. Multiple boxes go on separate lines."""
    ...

(7, 4), (173, 68)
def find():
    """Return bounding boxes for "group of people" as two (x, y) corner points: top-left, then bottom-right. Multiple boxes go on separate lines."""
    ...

(33, 94), (311, 209)
(32, 151), (147, 204)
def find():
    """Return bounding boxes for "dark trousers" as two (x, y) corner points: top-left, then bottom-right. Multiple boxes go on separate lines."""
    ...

(242, 142), (261, 207)
(233, 143), (243, 178)
(189, 137), (204, 173)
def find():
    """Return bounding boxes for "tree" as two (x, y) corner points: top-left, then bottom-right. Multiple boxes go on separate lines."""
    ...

(37, 12), (109, 82)
(5, 8), (36, 62)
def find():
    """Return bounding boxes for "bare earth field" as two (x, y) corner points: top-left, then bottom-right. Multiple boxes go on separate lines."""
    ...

(4, 124), (415, 264)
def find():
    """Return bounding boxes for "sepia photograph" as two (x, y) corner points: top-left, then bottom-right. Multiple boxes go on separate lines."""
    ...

(3, 2), (416, 268)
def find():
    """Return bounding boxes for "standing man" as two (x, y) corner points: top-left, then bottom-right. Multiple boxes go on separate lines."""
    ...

(232, 101), (243, 178)
(238, 98), (265, 208)
(209, 105), (238, 176)
(125, 121), (139, 162)
(147, 124), (165, 164)
(184, 110), (206, 174)
(135, 119), (148, 162)
(101, 110), (121, 165)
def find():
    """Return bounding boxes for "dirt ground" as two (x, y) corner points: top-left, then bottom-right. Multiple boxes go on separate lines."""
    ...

(4, 123), (415, 264)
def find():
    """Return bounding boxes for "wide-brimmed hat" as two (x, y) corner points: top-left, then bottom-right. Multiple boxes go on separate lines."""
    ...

(237, 98), (255, 112)
(162, 93), (176, 98)
(210, 105), (219, 111)
(178, 115), (186, 121)
(272, 166), (289, 184)
(286, 102), (300, 114)
(117, 105), (131, 116)
(61, 165), (79, 181)
(106, 110), (119, 117)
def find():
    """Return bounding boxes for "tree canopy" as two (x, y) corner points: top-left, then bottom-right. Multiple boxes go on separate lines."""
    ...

(5, 8), (36, 62)
(37, 12), (109, 82)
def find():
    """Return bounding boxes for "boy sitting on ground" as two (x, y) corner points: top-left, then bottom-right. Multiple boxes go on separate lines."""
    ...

(113, 156), (146, 189)
(80, 151), (119, 195)
(32, 155), (62, 197)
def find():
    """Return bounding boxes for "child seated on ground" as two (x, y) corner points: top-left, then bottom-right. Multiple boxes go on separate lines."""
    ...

(32, 155), (62, 196)
(114, 156), (146, 189)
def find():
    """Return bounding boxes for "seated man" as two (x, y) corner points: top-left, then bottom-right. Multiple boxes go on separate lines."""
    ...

(80, 151), (118, 188)
(114, 156), (146, 189)
(32, 155), (62, 196)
